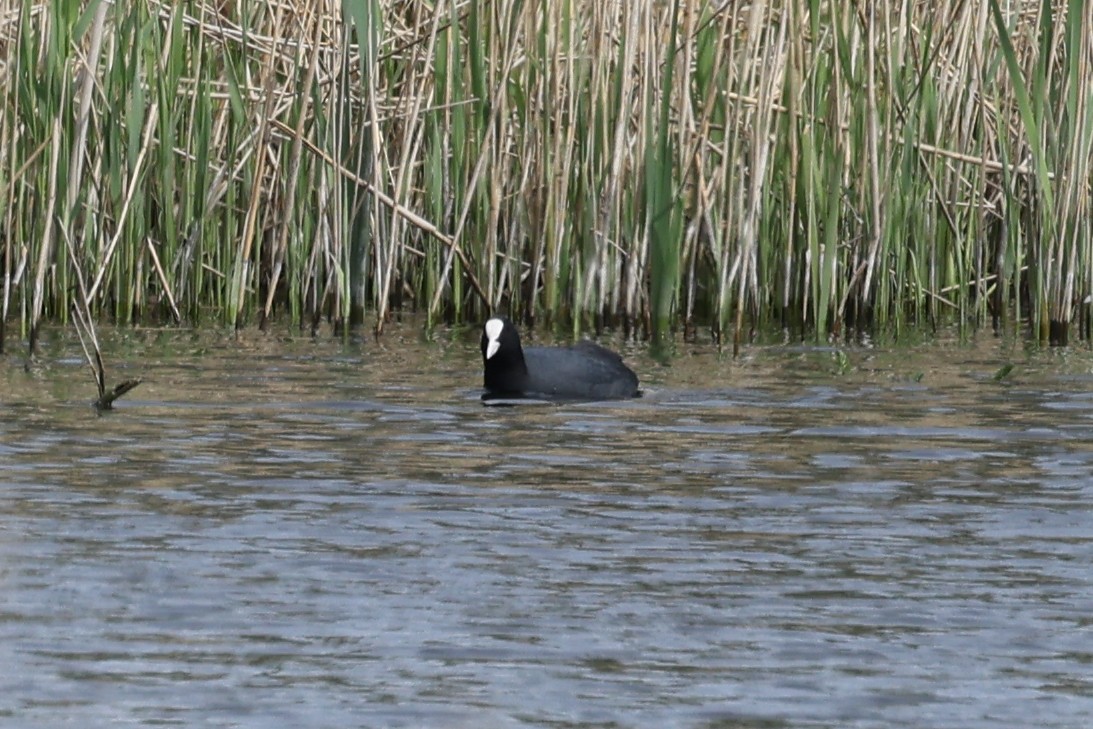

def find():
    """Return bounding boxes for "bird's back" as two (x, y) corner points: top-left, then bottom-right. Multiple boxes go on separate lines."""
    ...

(522, 343), (639, 400)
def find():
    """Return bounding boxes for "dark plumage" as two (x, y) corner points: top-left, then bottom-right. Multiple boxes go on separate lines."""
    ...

(480, 317), (639, 401)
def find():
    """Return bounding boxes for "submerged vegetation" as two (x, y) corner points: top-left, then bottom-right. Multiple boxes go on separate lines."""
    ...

(0, 0), (1091, 351)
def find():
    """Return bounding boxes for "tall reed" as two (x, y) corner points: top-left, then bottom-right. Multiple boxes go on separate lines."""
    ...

(0, 0), (1090, 347)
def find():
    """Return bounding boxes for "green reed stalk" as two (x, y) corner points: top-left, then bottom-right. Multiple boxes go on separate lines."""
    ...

(647, 0), (682, 342)
(341, 0), (380, 328)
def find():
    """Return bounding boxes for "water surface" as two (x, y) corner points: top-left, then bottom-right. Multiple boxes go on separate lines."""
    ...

(2, 324), (1092, 727)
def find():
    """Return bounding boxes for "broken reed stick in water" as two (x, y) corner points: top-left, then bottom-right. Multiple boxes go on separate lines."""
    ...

(71, 303), (142, 411)
(95, 378), (143, 410)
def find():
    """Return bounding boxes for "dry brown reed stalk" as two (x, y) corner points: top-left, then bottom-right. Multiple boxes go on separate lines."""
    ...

(71, 298), (142, 411)
(63, 220), (142, 411)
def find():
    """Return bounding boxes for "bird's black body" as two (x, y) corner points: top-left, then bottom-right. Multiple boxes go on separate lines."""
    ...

(480, 317), (639, 401)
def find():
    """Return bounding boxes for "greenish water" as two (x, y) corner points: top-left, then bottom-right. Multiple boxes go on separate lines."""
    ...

(1, 323), (1092, 727)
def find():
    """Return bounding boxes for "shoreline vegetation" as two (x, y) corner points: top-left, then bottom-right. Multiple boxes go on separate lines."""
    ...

(0, 1), (1090, 354)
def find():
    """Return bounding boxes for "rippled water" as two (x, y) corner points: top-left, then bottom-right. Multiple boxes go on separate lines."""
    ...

(2, 324), (1093, 727)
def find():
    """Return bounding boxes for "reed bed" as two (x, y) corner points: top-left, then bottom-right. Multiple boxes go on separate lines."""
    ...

(0, 0), (1090, 350)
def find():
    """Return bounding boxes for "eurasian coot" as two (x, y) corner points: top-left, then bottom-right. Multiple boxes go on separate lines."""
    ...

(480, 317), (639, 401)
